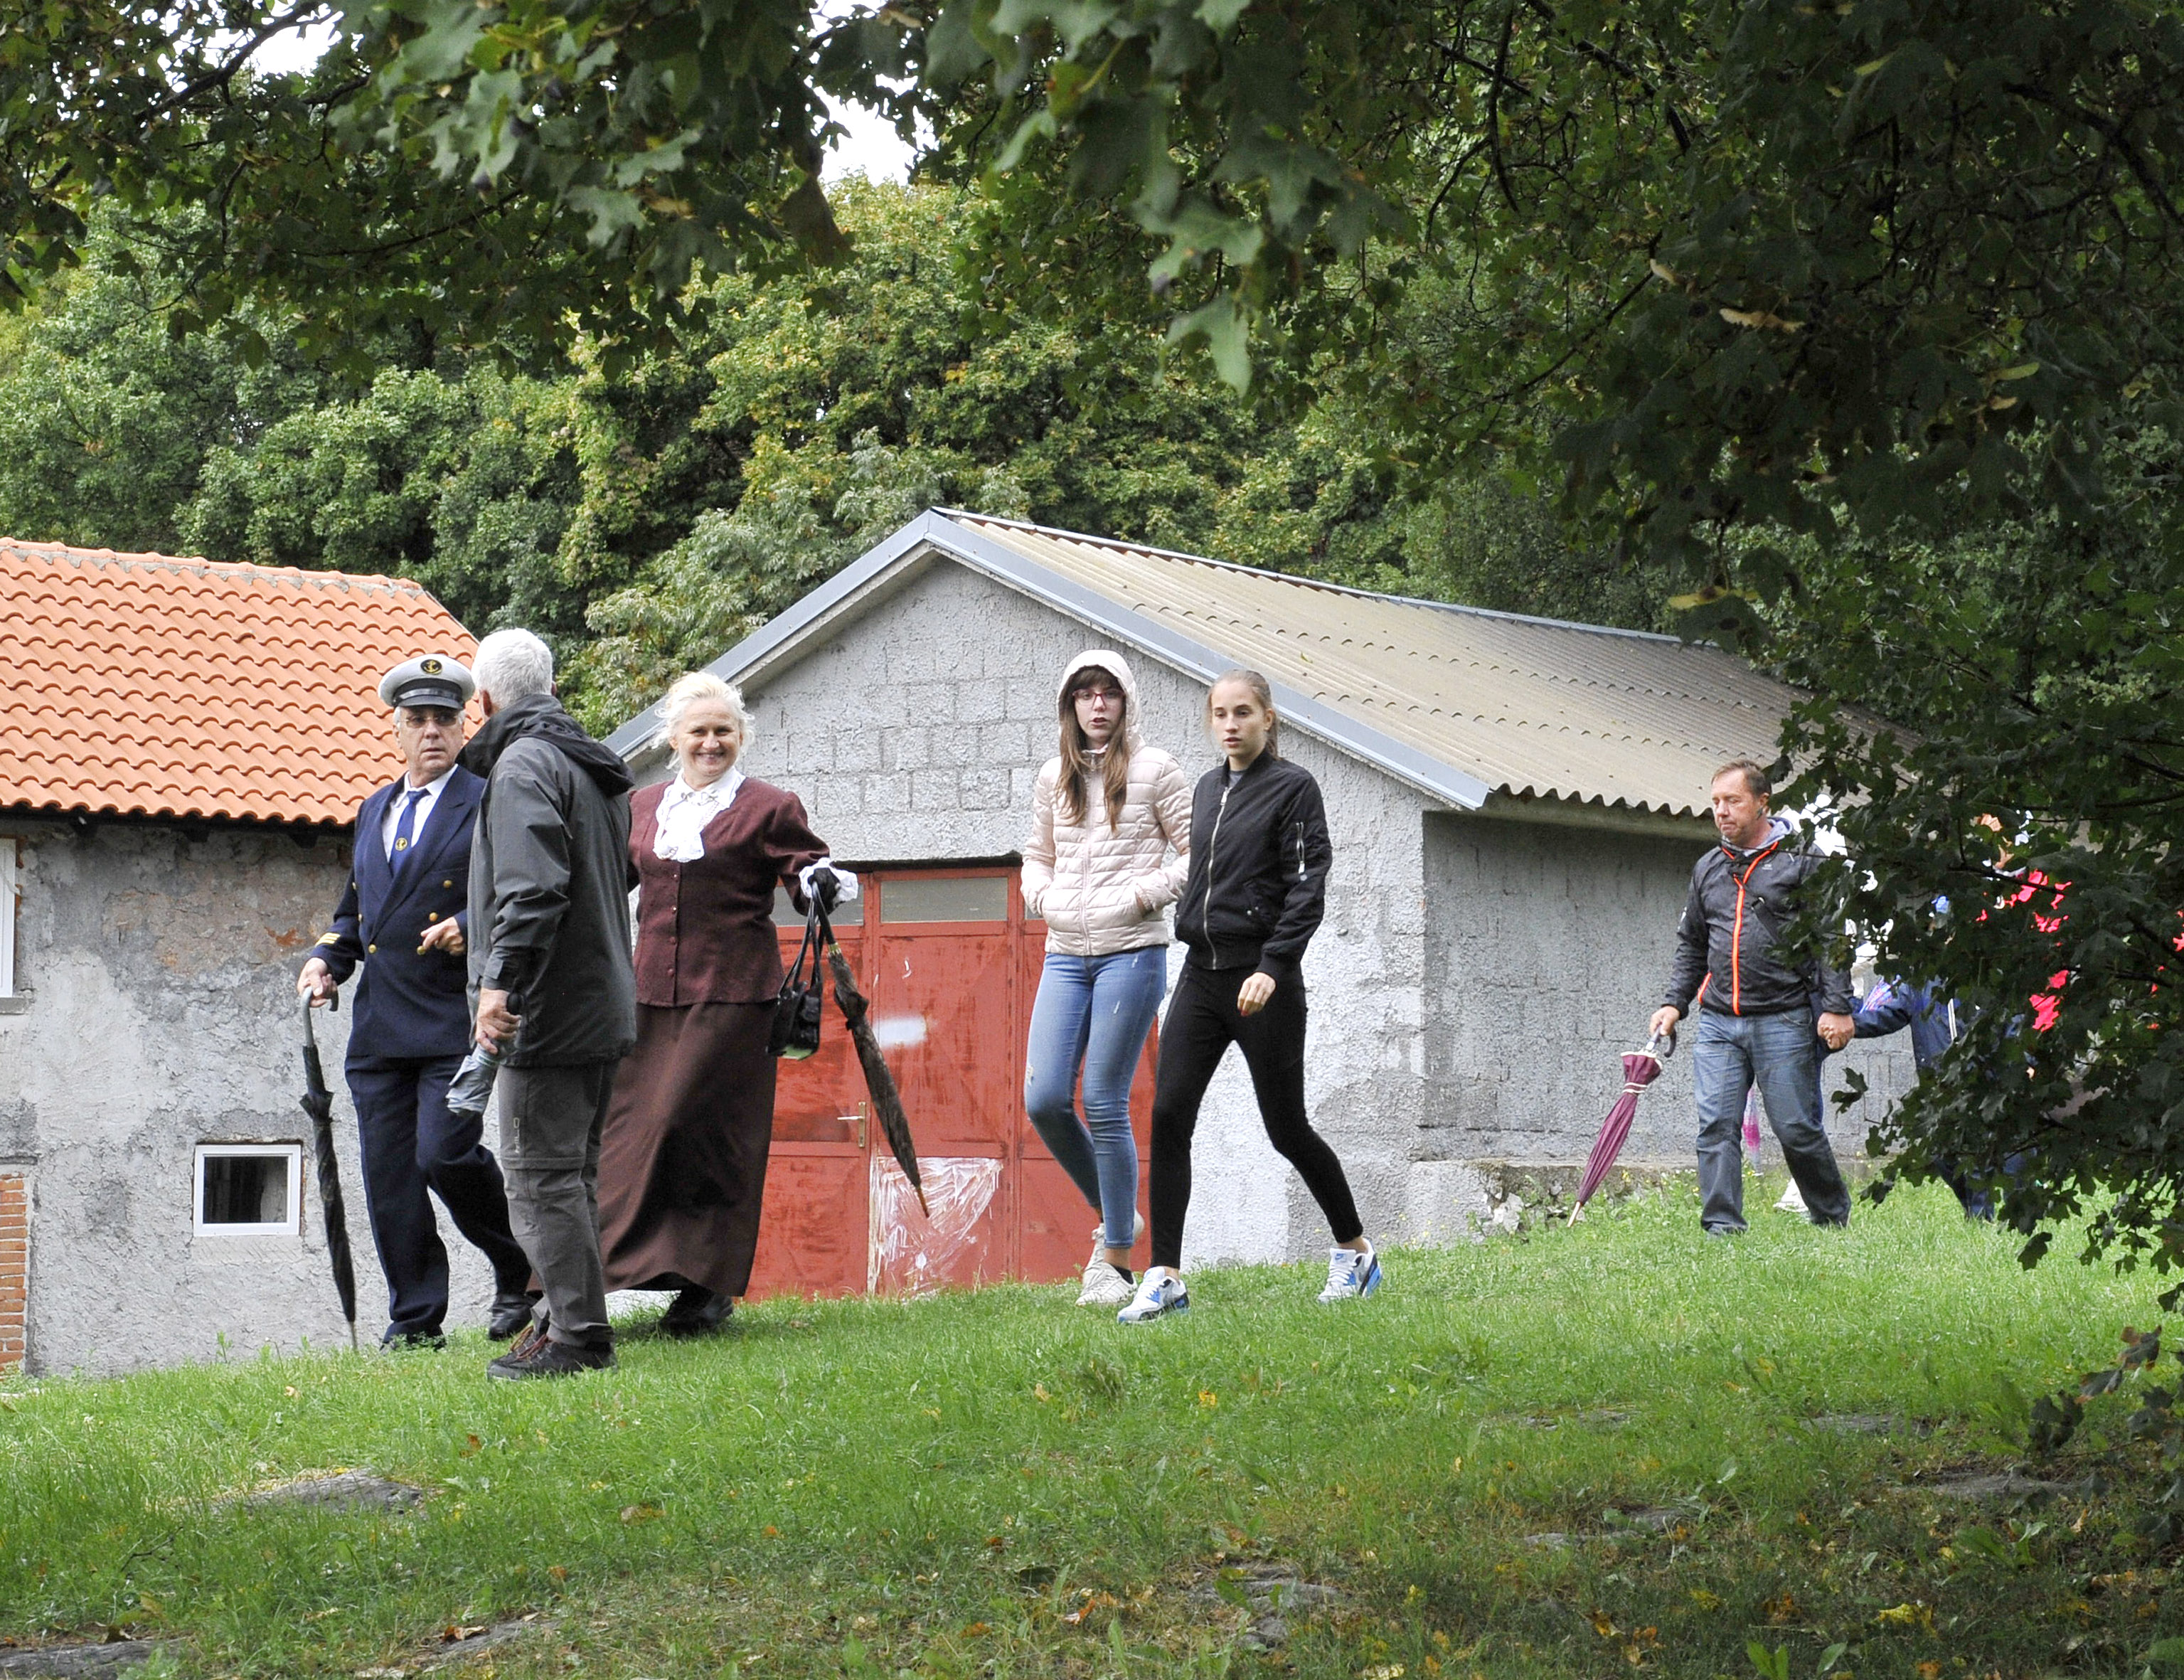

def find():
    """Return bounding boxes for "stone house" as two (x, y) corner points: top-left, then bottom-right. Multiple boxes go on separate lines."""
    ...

(605, 511), (1912, 1288)
(0, 539), (492, 1376)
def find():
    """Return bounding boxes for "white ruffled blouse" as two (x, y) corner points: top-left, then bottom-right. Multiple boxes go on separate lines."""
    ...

(653, 770), (745, 861)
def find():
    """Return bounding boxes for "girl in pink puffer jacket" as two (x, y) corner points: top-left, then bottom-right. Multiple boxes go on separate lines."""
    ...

(1021, 651), (1192, 1307)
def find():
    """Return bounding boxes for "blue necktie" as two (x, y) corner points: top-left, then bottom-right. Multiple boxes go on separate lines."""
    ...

(390, 787), (429, 873)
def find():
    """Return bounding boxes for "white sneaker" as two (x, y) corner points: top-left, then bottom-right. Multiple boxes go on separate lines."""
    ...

(1318, 1243), (1383, 1303)
(1774, 1180), (1809, 1215)
(1076, 1258), (1136, 1308)
(1117, 1267), (1189, 1324)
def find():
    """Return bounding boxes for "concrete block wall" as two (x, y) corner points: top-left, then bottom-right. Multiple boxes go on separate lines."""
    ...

(0, 817), (506, 1376)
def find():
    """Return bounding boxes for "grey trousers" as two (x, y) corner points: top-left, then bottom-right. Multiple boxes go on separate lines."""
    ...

(498, 1060), (619, 1348)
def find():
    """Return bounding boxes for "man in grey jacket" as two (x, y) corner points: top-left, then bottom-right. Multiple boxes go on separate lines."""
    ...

(462, 628), (636, 1378)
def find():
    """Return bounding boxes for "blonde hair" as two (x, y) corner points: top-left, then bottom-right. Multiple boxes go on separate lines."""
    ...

(661, 671), (755, 747)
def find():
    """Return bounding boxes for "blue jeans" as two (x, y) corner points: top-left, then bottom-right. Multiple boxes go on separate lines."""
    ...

(1024, 947), (1167, 1250)
(1694, 1009), (1850, 1231)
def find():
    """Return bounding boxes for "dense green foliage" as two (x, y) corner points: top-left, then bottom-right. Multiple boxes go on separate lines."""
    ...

(2, 1189), (2178, 1678)
(0, 183), (1624, 732)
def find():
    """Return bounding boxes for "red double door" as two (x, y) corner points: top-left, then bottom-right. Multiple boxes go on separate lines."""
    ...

(746, 866), (1158, 1298)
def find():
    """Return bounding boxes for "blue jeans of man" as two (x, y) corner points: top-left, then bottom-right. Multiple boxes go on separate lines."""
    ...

(1693, 1009), (1850, 1231)
(1023, 946), (1167, 1250)
(345, 1056), (532, 1340)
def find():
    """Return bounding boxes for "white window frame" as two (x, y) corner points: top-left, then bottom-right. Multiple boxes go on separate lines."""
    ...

(0, 837), (16, 996)
(193, 1144), (303, 1237)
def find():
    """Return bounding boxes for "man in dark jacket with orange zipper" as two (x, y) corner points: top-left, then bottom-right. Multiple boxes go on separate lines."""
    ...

(1650, 760), (1855, 1233)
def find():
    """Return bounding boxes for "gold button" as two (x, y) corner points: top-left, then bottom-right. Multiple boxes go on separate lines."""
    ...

(367, 943), (377, 952)
(443, 879), (452, 887)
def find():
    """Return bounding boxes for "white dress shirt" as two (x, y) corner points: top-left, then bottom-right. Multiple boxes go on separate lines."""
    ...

(381, 767), (456, 863)
(654, 769), (746, 861)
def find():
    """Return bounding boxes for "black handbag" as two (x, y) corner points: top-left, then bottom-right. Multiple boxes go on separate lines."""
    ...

(768, 898), (829, 1060)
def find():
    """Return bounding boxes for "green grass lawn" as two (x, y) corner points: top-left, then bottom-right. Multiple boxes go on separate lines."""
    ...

(2, 1179), (2179, 1679)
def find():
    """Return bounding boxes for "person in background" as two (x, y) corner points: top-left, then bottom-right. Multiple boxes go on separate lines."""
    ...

(298, 656), (533, 1350)
(1021, 652), (1192, 1309)
(464, 629), (638, 1380)
(596, 672), (851, 1336)
(1851, 977), (2001, 1218)
(1649, 760), (1856, 1234)
(1119, 669), (1380, 1323)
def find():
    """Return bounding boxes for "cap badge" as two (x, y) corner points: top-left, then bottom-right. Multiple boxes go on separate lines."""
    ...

(421, 658), (443, 675)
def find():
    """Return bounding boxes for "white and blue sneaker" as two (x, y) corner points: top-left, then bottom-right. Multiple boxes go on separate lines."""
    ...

(1318, 1242), (1383, 1303)
(1117, 1267), (1190, 1324)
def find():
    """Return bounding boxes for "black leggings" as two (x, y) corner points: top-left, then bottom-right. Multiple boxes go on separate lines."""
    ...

(1148, 965), (1363, 1270)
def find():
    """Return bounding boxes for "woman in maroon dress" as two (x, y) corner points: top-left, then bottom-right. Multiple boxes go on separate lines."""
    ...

(597, 671), (853, 1334)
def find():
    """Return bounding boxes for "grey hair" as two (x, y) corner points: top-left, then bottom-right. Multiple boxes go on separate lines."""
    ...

(473, 628), (555, 703)
(659, 670), (755, 747)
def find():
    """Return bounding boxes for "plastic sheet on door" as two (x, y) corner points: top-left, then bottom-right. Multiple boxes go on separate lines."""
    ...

(868, 1155), (1001, 1295)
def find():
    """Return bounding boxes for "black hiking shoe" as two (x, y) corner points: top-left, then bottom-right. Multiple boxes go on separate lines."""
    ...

(487, 1334), (614, 1381)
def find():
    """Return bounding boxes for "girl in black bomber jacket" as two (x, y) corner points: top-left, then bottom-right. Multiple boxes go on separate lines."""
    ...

(1117, 670), (1383, 1323)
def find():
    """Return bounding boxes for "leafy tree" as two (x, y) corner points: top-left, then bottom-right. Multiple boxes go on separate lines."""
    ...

(0, 250), (321, 553)
(0, 3), (931, 370)
(174, 368), (580, 632)
(948, 0), (2184, 1285)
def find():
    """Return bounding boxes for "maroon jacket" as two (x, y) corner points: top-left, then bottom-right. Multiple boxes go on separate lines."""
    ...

(629, 778), (831, 1007)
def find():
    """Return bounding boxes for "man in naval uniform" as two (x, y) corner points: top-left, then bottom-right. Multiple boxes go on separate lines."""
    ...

(299, 656), (533, 1349)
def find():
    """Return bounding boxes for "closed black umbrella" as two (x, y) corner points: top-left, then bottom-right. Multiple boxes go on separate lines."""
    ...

(817, 905), (927, 1216)
(298, 1000), (360, 1349)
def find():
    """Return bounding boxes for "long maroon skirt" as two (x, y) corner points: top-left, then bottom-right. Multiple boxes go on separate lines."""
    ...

(597, 1001), (777, 1298)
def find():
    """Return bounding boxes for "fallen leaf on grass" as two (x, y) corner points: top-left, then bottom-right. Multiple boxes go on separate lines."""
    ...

(1062, 1592), (1117, 1625)
(619, 1504), (662, 1525)
(1762, 1592), (1797, 1624)
(439, 1625), (486, 1643)
(548, 1566), (568, 1582)
(1032, 1383), (1051, 1402)
(962, 1622), (990, 1637)
(1588, 1610), (1618, 1639)
(1915, 1664), (1941, 1679)
(1360, 1666), (1406, 1679)
(1198, 1391), (1219, 1408)
(1877, 1601), (1934, 1630)
(1688, 1589), (1723, 1611)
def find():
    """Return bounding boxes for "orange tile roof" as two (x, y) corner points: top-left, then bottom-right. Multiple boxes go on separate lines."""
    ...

(1, 539), (475, 826)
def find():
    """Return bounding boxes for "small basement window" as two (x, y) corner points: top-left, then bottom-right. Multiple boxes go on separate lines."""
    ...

(194, 1144), (302, 1236)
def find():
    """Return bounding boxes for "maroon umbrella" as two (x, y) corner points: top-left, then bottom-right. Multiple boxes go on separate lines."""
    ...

(1572, 1032), (1673, 1215)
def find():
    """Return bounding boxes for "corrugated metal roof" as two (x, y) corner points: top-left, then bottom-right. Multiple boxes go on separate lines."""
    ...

(951, 516), (1791, 821)
(607, 509), (1805, 823)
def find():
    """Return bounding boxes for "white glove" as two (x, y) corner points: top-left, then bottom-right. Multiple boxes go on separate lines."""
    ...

(798, 859), (859, 906)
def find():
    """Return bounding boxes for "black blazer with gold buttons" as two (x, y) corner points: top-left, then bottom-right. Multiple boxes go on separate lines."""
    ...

(315, 767), (484, 1065)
